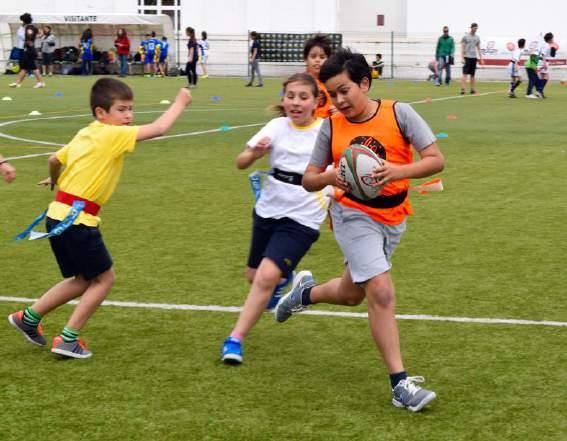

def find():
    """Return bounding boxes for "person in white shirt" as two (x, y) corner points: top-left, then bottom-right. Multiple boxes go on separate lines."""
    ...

(198, 31), (210, 78)
(507, 38), (525, 98)
(221, 72), (330, 365)
(535, 32), (556, 98)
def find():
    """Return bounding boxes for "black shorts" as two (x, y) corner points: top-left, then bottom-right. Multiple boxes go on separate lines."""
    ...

(462, 57), (478, 76)
(247, 210), (319, 277)
(19, 48), (37, 71)
(47, 217), (113, 281)
(42, 52), (54, 66)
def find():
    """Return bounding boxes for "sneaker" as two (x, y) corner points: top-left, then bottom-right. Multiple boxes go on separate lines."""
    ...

(392, 376), (436, 412)
(8, 82), (21, 88)
(51, 336), (92, 359)
(254, 84), (264, 87)
(459, 89), (465, 95)
(274, 270), (315, 323)
(470, 89), (477, 94)
(245, 83), (253, 87)
(221, 337), (243, 364)
(525, 94), (539, 99)
(266, 273), (295, 310)
(508, 92), (517, 98)
(33, 82), (45, 89)
(8, 311), (46, 346)
(537, 90), (546, 99)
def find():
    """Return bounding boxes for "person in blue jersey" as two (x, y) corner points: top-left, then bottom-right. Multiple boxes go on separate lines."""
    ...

(157, 36), (169, 77)
(79, 28), (94, 75)
(144, 31), (160, 76)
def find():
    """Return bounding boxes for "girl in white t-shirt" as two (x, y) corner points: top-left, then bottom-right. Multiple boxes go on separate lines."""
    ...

(198, 31), (210, 78)
(221, 72), (329, 364)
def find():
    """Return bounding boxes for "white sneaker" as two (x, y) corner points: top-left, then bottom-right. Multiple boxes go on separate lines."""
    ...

(33, 82), (45, 89)
(525, 94), (539, 99)
(8, 82), (21, 88)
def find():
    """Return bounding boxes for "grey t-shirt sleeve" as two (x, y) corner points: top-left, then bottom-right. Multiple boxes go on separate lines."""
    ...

(309, 118), (333, 168)
(394, 102), (437, 151)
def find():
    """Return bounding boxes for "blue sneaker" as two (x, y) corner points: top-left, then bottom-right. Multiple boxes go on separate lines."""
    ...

(266, 273), (294, 310)
(221, 337), (243, 364)
(274, 270), (315, 322)
(392, 376), (436, 412)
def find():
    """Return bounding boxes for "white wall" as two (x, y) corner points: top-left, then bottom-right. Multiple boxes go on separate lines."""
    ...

(336, 0), (406, 33)
(179, 0), (338, 35)
(407, 0), (566, 41)
(0, 0), (137, 14)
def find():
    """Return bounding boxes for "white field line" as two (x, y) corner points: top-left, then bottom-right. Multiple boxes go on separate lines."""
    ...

(0, 91), (501, 160)
(0, 296), (565, 328)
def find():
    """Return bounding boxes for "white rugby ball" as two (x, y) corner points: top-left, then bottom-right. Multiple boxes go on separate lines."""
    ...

(338, 144), (384, 200)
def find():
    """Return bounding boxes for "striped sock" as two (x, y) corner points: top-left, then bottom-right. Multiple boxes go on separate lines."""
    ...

(61, 326), (80, 343)
(22, 307), (42, 327)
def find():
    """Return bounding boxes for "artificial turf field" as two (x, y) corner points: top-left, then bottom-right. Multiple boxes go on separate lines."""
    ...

(0, 74), (566, 441)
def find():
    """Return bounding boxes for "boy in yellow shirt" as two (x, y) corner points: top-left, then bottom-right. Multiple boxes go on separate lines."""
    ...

(8, 78), (191, 359)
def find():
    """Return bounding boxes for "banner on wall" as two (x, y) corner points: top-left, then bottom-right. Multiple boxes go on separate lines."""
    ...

(478, 36), (566, 66)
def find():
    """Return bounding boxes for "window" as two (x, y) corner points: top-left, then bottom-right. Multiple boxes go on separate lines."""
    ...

(144, 9), (158, 14)
(377, 15), (385, 26)
(162, 0), (175, 5)
(144, 0), (158, 5)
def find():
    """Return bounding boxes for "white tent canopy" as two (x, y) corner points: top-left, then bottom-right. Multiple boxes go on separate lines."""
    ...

(0, 13), (175, 71)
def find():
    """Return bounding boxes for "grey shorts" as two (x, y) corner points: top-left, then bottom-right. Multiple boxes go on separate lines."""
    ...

(330, 202), (406, 283)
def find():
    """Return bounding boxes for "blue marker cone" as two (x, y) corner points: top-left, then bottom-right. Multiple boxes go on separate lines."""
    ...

(220, 124), (231, 132)
(211, 95), (221, 102)
(55, 92), (63, 97)
(436, 132), (449, 139)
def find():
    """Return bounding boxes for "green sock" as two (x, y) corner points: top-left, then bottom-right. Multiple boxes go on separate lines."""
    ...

(61, 326), (80, 343)
(22, 307), (42, 327)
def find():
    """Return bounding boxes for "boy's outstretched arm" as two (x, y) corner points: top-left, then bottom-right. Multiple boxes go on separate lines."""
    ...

(137, 88), (192, 141)
(38, 154), (62, 189)
(0, 155), (16, 183)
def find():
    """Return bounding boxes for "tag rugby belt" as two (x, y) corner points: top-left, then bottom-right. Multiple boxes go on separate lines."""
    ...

(56, 191), (101, 216)
(345, 190), (408, 209)
(270, 168), (303, 186)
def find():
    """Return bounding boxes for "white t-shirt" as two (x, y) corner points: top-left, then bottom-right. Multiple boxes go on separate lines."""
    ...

(247, 117), (329, 230)
(16, 26), (25, 49)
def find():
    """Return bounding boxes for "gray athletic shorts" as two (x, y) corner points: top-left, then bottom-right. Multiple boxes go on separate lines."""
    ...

(330, 202), (406, 283)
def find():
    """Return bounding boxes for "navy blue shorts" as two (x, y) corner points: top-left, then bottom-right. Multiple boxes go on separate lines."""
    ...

(46, 217), (113, 281)
(247, 210), (320, 277)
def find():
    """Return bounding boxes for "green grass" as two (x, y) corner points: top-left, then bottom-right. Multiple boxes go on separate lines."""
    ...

(1, 75), (566, 441)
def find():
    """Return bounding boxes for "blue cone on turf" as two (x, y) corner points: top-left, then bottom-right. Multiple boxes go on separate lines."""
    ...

(220, 124), (231, 132)
(211, 95), (221, 102)
(436, 132), (448, 139)
(55, 92), (63, 97)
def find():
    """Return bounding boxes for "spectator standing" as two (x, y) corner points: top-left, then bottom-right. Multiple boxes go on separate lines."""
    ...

(80, 28), (94, 76)
(9, 13), (45, 88)
(460, 23), (482, 95)
(435, 26), (455, 86)
(246, 31), (263, 87)
(198, 31), (210, 78)
(40, 25), (56, 77)
(114, 28), (130, 77)
(185, 27), (199, 87)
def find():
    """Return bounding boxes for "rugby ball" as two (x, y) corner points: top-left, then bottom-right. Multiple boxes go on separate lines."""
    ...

(338, 144), (384, 200)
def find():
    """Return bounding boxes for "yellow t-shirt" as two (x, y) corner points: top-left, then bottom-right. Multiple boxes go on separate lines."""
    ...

(46, 120), (139, 227)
